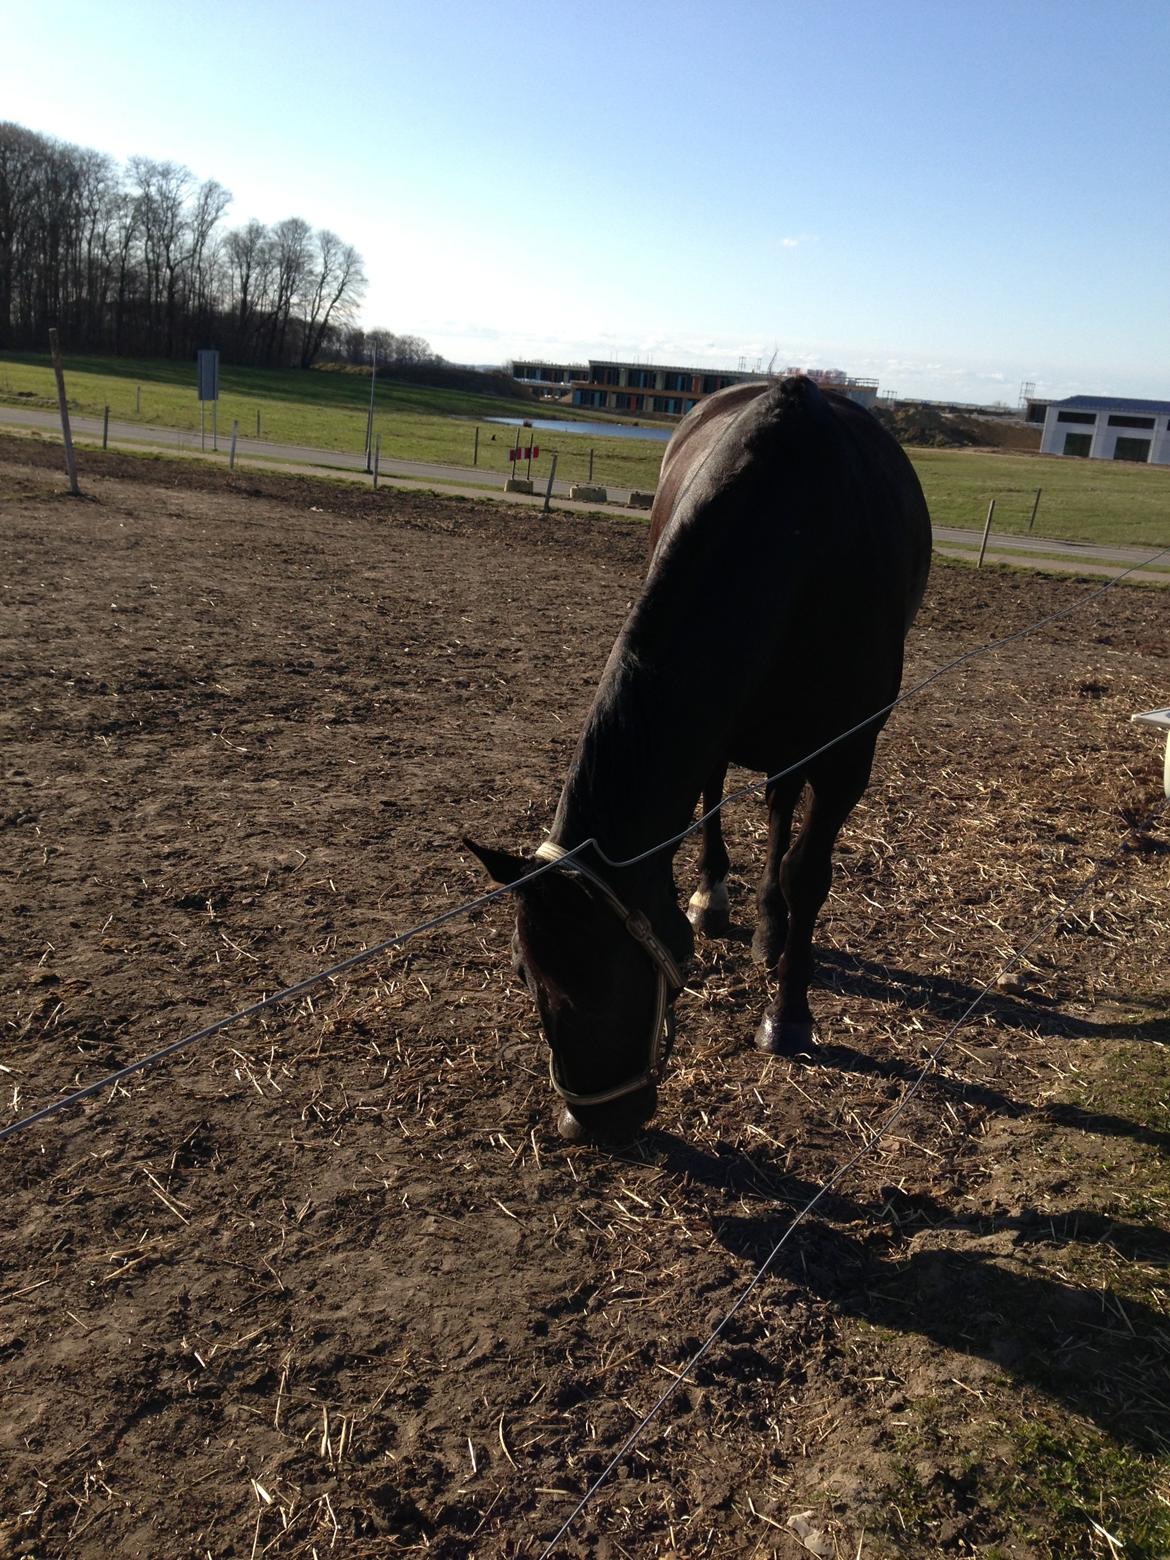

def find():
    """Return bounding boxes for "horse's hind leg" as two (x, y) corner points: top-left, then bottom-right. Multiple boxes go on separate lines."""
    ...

(751, 771), (805, 968)
(687, 762), (731, 937)
(755, 737), (876, 1054)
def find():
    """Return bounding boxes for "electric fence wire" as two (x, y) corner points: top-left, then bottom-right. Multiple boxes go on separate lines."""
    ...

(1, 541), (1167, 1149)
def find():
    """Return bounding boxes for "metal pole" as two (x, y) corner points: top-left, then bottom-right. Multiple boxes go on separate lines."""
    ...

(542, 452), (558, 514)
(526, 439), (533, 481)
(102, 406), (109, 450)
(201, 401), (205, 452)
(365, 347), (377, 468)
(977, 498), (996, 568)
(1027, 487), (1042, 532)
(588, 447), (594, 482)
(229, 419), (239, 470)
(135, 384), (141, 416)
(373, 432), (381, 490)
(48, 328), (80, 496)
(256, 408), (261, 438)
(212, 401), (218, 453)
(473, 426), (479, 467)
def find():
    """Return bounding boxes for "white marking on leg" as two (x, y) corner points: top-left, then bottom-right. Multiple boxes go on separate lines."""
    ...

(688, 880), (729, 920)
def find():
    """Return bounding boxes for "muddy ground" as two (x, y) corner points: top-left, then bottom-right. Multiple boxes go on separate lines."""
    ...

(1, 439), (1167, 1558)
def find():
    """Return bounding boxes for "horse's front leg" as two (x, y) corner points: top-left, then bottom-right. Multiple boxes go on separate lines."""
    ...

(756, 744), (875, 1054)
(687, 762), (731, 937)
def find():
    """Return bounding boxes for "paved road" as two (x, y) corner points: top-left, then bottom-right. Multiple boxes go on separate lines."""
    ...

(0, 404), (623, 502)
(3, 404), (1167, 580)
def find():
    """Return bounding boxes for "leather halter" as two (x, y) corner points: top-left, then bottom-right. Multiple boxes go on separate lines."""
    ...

(533, 841), (686, 1109)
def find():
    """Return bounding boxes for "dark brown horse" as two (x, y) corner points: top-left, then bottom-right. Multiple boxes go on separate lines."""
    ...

(468, 376), (931, 1141)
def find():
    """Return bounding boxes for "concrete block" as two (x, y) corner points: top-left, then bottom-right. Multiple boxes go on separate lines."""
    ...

(627, 489), (655, 510)
(569, 484), (608, 503)
(504, 478), (534, 494)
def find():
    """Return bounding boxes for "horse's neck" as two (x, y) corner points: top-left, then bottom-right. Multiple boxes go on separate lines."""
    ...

(549, 612), (716, 894)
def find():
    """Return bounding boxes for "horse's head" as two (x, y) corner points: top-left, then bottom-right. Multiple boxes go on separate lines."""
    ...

(465, 839), (692, 1142)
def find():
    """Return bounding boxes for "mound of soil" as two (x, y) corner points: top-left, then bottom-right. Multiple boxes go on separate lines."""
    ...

(874, 404), (1041, 453)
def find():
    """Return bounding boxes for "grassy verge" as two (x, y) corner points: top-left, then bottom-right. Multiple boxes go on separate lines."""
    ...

(3, 353), (1168, 541)
(914, 447), (1170, 548)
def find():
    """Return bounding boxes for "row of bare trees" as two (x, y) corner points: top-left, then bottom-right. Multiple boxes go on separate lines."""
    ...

(0, 121), (382, 368)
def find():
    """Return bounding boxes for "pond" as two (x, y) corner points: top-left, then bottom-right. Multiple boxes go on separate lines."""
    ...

(484, 416), (672, 443)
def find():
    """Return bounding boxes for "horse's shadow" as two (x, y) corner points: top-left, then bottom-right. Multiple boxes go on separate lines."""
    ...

(815, 946), (1168, 1048)
(636, 1130), (1170, 1454)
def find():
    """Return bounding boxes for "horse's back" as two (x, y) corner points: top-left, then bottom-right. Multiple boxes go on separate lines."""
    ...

(640, 377), (931, 773)
(648, 376), (930, 625)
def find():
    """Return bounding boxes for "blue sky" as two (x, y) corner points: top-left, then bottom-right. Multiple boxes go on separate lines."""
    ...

(5, 0), (1169, 401)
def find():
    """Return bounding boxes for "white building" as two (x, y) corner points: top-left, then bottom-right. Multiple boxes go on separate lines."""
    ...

(1040, 395), (1170, 465)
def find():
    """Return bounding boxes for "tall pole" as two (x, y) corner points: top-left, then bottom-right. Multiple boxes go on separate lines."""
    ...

(48, 328), (80, 496)
(542, 452), (558, 514)
(365, 346), (377, 470)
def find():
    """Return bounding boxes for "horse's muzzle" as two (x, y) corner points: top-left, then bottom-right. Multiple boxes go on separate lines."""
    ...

(556, 1081), (658, 1143)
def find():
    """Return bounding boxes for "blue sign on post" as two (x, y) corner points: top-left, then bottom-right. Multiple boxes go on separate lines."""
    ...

(197, 349), (220, 402)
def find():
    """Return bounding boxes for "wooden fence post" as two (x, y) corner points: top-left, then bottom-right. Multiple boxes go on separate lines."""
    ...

(1027, 488), (1042, 532)
(373, 433), (381, 490)
(229, 419), (239, 469)
(977, 499), (996, 568)
(543, 452), (558, 514)
(102, 406), (109, 450)
(48, 328), (80, 496)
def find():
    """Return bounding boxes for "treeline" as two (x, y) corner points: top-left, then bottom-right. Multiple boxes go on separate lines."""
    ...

(0, 121), (440, 371)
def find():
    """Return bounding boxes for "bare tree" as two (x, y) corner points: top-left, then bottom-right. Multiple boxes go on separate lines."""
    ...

(298, 228), (366, 368)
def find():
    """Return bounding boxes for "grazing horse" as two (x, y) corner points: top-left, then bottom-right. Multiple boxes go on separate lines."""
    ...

(468, 376), (931, 1141)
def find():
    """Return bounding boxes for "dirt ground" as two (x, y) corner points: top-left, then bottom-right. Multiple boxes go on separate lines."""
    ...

(1, 438), (1168, 1559)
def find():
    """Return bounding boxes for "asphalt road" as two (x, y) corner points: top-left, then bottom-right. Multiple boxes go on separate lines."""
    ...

(3, 403), (1168, 580)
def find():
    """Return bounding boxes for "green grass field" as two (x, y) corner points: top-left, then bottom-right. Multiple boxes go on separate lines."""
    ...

(2, 352), (1167, 546)
(0, 350), (670, 492)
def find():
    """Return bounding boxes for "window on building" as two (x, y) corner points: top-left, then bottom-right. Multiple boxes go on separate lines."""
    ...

(1063, 433), (1092, 457)
(1107, 414), (1155, 428)
(1112, 437), (1151, 463)
(1057, 410), (1097, 424)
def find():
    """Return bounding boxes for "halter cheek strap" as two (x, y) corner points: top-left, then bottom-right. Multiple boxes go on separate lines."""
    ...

(533, 841), (686, 1109)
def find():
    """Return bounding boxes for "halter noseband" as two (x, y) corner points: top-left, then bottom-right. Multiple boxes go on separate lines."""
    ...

(533, 841), (686, 1110)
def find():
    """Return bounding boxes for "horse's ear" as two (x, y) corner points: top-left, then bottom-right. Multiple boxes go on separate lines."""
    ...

(463, 837), (532, 886)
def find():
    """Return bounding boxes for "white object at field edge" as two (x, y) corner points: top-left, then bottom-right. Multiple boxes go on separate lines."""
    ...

(1131, 708), (1170, 798)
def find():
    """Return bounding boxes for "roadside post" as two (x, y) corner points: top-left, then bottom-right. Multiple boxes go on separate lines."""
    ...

(102, 406), (109, 450)
(229, 419), (239, 470)
(473, 427), (479, 466)
(197, 349), (220, 453)
(48, 327), (80, 497)
(1027, 488), (1042, 532)
(373, 433), (381, 490)
(543, 452), (558, 514)
(977, 499), (996, 568)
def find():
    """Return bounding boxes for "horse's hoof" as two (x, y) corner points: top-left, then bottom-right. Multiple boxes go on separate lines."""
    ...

(687, 884), (730, 939)
(750, 928), (782, 968)
(754, 1014), (814, 1054)
(557, 1107), (586, 1142)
